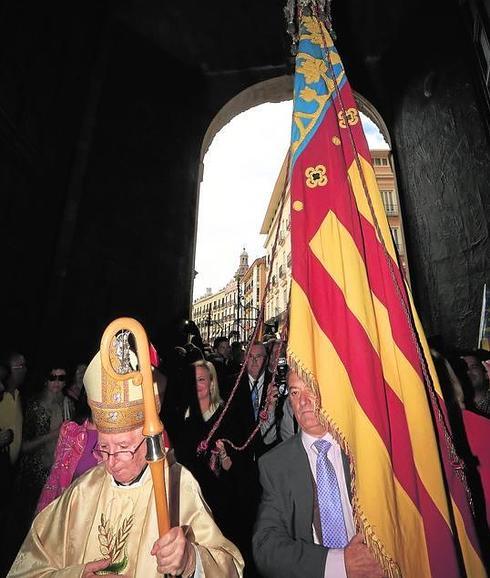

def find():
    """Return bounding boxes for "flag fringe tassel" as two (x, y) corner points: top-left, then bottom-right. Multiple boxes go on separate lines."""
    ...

(287, 351), (403, 578)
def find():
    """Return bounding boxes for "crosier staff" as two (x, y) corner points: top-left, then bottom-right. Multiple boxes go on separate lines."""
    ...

(100, 317), (170, 537)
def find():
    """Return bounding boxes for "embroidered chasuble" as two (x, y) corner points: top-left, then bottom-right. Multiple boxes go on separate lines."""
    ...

(9, 462), (243, 577)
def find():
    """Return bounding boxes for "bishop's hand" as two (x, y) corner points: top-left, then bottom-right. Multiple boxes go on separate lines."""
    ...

(82, 558), (126, 577)
(151, 526), (196, 577)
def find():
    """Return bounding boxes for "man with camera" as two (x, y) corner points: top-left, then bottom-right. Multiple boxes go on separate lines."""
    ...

(266, 340), (296, 444)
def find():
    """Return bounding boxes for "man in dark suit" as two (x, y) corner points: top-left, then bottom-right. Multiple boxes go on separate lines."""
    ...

(217, 340), (273, 578)
(253, 371), (384, 578)
(234, 341), (276, 459)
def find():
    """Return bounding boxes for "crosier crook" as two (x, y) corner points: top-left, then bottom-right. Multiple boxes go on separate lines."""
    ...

(100, 318), (170, 539)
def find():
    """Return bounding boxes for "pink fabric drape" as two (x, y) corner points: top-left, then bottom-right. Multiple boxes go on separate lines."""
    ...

(462, 409), (490, 529)
(36, 420), (89, 513)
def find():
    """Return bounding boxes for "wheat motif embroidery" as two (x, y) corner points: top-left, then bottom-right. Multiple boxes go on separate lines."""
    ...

(96, 512), (134, 575)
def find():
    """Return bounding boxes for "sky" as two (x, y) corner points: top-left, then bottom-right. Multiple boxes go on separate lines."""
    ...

(192, 101), (389, 299)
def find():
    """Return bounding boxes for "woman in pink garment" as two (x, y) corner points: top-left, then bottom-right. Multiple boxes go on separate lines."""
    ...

(36, 347), (168, 513)
(36, 388), (98, 513)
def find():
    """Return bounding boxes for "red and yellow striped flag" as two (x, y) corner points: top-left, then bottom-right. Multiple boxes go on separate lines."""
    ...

(287, 13), (486, 578)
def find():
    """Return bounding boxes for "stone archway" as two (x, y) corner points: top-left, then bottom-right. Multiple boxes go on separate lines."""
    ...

(200, 76), (295, 164)
(192, 75), (399, 300)
(191, 75), (294, 298)
(199, 75), (392, 164)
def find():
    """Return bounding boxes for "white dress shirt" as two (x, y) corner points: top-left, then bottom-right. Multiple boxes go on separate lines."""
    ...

(249, 372), (280, 445)
(302, 430), (355, 578)
(248, 372), (265, 410)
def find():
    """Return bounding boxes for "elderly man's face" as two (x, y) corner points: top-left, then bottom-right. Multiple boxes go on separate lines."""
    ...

(288, 372), (326, 437)
(97, 427), (147, 485)
(247, 344), (267, 380)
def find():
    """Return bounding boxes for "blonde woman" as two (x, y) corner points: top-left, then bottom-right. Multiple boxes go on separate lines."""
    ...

(173, 361), (239, 540)
(194, 360), (219, 412)
(192, 360), (230, 467)
(170, 359), (261, 576)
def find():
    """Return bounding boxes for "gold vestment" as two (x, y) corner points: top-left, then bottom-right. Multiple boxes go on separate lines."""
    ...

(8, 461), (244, 577)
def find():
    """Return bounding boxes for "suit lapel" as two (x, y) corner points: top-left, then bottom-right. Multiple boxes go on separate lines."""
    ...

(247, 371), (271, 423)
(258, 370), (271, 413)
(287, 434), (315, 541)
(240, 373), (257, 425)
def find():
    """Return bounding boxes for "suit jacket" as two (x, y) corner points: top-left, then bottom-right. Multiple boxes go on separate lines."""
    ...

(233, 370), (273, 458)
(252, 433), (352, 578)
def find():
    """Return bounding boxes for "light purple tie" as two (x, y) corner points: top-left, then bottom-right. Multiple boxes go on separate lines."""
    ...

(314, 439), (348, 548)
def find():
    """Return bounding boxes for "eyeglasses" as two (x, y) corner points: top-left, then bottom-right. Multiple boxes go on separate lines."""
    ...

(92, 438), (146, 463)
(249, 354), (266, 362)
(48, 374), (66, 382)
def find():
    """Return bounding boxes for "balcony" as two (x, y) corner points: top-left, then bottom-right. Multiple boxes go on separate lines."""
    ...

(278, 230), (286, 246)
(384, 203), (399, 216)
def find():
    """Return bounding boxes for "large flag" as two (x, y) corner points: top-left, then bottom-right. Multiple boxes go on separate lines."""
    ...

(287, 12), (486, 578)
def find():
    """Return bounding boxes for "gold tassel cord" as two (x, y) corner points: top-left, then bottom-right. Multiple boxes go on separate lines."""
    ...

(286, 352), (403, 578)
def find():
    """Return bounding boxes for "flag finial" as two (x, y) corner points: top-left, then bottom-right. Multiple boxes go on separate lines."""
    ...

(284, 0), (335, 54)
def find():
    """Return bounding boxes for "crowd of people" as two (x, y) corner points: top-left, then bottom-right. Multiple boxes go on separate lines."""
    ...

(0, 327), (488, 577)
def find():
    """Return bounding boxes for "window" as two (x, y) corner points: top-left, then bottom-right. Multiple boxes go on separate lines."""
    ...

(390, 226), (401, 251)
(381, 190), (392, 204)
(380, 190), (397, 214)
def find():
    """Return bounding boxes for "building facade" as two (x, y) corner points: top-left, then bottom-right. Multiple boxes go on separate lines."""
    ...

(192, 286), (227, 344)
(241, 256), (267, 340)
(260, 156), (292, 328)
(372, 149), (409, 277)
(261, 150), (409, 326)
(193, 248), (267, 343)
